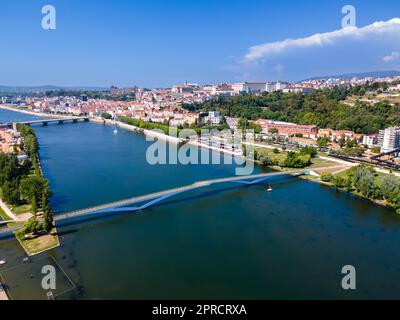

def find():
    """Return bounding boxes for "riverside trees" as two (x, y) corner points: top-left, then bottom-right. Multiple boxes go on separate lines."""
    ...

(0, 125), (54, 233)
(322, 165), (400, 214)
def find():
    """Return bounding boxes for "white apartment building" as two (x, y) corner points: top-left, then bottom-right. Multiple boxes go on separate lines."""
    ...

(232, 81), (288, 94)
(362, 134), (378, 147)
(378, 127), (400, 153)
(199, 111), (222, 125)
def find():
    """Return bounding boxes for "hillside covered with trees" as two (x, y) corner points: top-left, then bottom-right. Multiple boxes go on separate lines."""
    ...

(183, 83), (400, 134)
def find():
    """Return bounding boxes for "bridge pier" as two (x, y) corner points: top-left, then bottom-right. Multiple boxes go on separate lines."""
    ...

(58, 120), (64, 124)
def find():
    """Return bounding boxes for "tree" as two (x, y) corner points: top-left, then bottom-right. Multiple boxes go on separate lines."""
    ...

(321, 174), (334, 182)
(300, 146), (317, 158)
(42, 192), (54, 232)
(1, 180), (20, 205)
(23, 218), (43, 235)
(19, 176), (48, 206)
(346, 139), (357, 148)
(352, 166), (376, 198)
(380, 175), (399, 200)
(269, 128), (279, 135)
(333, 176), (347, 189)
(338, 134), (347, 148)
(31, 197), (38, 216)
(281, 152), (311, 168)
(101, 112), (112, 120)
(317, 136), (330, 147)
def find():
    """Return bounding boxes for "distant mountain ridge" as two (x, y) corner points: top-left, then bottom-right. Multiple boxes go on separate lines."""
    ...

(301, 70), (400, 82)
(0, 85), (107, 93)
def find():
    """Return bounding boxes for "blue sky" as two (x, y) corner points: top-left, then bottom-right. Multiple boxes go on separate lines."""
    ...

(1, 0), (400, 87)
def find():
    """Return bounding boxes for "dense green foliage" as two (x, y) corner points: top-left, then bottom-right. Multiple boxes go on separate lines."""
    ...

(237, 118), (262, 133)
(280, 152), (311, 168)
(254, 146), (315, 168)
(183, 85), (400, 134)
(120, 116), (230, 136)
(101, 112), (113, 119)
(120, 116), (172, 135)
(322, 165), (400, 213)
(0, 125), (54, 232)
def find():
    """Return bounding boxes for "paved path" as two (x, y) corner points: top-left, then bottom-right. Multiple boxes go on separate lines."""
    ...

(0, 199), (18, 221)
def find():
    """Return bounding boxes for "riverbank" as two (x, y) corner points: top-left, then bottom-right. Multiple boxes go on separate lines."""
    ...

(0, 105), (79, 120)
(0, 120), (61, 255)
(99, 117), (242, 156)
(3, 107), (398, 215)
(1, 107), (244, 157)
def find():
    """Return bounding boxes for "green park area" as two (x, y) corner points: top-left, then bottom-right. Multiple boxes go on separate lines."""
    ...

(0, 124), (59, 255)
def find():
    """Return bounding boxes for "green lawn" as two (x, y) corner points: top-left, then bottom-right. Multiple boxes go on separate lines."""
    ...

(0, 206), (10, 221)
(12, 204), (32, 216)
(255, 147), (287, 163)
(334, 167), (399, 187)
(255, 147), (337, 170)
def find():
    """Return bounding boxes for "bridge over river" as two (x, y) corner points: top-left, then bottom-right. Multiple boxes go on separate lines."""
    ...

(0, 165), (347, 238)
(1, 117), (89, 129)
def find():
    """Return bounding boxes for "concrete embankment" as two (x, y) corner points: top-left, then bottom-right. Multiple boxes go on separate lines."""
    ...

(1, 106), (246, 157)
(116, 121), (183, 144)
(0, 105), (77, 119)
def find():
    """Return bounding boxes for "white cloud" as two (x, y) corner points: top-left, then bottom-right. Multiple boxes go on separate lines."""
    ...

(383, 51), (400, 62)
(244, 18), (400, 62)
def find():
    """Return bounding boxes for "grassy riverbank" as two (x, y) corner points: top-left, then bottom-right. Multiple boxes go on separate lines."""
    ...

(17, 125), (60, 255)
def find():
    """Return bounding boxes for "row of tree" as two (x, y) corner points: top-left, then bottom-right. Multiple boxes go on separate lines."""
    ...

(0, 125), (54, 232)
(321, 165), (400, 213)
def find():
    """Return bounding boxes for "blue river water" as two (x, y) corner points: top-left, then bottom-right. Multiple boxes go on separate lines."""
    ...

(1, 108), (400, 300)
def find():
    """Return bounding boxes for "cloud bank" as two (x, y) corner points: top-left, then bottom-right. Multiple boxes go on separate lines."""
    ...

(383, 51), (400, 62)
(244, 18), (400, 62)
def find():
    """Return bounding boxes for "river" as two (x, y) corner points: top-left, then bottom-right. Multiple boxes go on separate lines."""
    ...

(1, 108), (400, 300)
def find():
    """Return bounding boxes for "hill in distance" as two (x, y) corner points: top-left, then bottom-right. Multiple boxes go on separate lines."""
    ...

(0, 85), (107, 93)
(301, 70), (400, 82)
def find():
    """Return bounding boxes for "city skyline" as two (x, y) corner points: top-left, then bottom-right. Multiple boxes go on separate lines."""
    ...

(1, 0), (400, 87)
